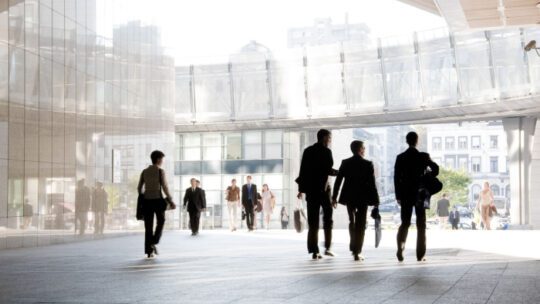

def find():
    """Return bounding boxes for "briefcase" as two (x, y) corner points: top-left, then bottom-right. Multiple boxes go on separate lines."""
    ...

(136, 194), (145, 221)
(294, 208), (306, 233)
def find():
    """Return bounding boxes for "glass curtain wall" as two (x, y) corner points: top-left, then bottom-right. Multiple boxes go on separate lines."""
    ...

(174, 130), (292, 229)
(0, 0), (175, 249)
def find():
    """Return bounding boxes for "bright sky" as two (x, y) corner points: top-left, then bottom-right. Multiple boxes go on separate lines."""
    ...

(100, 0), (447, 65)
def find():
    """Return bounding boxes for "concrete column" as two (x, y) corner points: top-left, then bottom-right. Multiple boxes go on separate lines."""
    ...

(503, 117), (537, 227)
(529, 121), (540, 228)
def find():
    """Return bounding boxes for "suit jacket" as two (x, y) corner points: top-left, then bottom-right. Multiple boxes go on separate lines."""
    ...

(394, 147), (439, 204)
(333, 155), (380, 206)
(449, 210), (460, 223)
(296, 142), (335, 194)
(183, 187), (206, 212)
(242, 184), (258, 207)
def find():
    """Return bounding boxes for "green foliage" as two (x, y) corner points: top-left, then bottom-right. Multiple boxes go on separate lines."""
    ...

(428, 168), (471, 217)
(104, 185), (121, 212)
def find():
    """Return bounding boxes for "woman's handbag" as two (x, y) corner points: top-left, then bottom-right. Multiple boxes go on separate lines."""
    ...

(489, 204), (497, 217)
(158, 169), (176, 210)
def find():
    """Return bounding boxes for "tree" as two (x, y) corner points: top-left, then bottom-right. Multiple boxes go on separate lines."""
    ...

(429, 168), (471, 217)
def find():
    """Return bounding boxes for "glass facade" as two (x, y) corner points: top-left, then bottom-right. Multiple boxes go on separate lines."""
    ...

(174, 130), (294, 229)
(0, 0), (175, 249)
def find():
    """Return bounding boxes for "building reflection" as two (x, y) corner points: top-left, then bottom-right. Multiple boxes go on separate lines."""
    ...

(0, 1), (174, 248)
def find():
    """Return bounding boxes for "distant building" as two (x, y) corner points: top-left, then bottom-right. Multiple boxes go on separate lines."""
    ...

(288, 18), (371, 48)
(426, 122), (510, 206)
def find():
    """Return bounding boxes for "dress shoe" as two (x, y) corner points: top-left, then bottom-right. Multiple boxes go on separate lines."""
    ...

(312, 253), (322, 260)
(396, 242), (405, 262)
(353, 254), (365, 261)
(396, 249), (404, 262)
(324, 250), (335, 257)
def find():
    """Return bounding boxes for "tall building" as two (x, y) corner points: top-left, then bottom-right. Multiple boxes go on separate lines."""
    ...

(288, 18), (371, 48)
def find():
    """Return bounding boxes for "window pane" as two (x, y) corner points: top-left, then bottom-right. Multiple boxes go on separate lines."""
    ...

(225, 133), (241, 160)
(244, 131), (261, 160)
(202, 134), (222, 160)
(265, 130), (282, 159)
(183, 147), (201, 161)
(203, 147), (221, 160)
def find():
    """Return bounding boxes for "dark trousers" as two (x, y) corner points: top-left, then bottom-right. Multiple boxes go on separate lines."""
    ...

(188, 210), (201, 233)
(94, 211), (105, 234)
(244, 202), (255, 230)
(451, 222), (459, 230)
(281, 221), (288, 229)
(143, 199), (166, 254)
(397, 201), (426, 260)
(306, 192), (333, 254)
(347, 204), (368, 255)
(75, 212), (87, 235)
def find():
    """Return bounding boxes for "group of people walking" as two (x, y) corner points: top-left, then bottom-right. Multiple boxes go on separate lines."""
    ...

(137, 129), (442, 262)
(296, 129), (439, 261)
(225, 177), (277, 231)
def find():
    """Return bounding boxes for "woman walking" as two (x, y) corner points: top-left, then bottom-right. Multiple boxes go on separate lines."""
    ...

(477, 181), (494, 230)
(225, 179), (241, 231)
(260, 184), (275, 229)
(137, 150), (175, 258)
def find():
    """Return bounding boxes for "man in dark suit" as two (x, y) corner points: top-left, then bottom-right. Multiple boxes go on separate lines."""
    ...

(449, 206), (460, 230)
(394, 131), (439, 262)
(296, 129), (338, 260)
(241, 176), (257, 231)
(183, 178), (206, 236)
(333, 140), (379, 261)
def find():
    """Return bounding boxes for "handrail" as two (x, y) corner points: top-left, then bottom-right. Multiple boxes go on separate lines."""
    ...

(175, 26), (540, 126)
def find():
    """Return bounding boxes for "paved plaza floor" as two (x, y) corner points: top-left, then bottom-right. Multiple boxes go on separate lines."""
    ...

(0, 229), (539, 304)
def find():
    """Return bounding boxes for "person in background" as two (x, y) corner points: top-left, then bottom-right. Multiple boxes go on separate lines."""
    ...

(260, 184), (275, 230)
(394, 131), (439, 262)
(242, 176), (258, 231)
(92, 181), (108, 235)
(296, 129), (338, 259)
(333, 140), (380, 261)
(21, 199), (33, 229)
(225, 179), (241, 232)
(449, 206), (460, 230)
(280, 206), (289, 229)
(436, 193), (450, 229)
(477, 181), (494, 230)
(75, 179), (91, 236)
(138, 150), (175, 258)
(183, 178), (206, 236)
